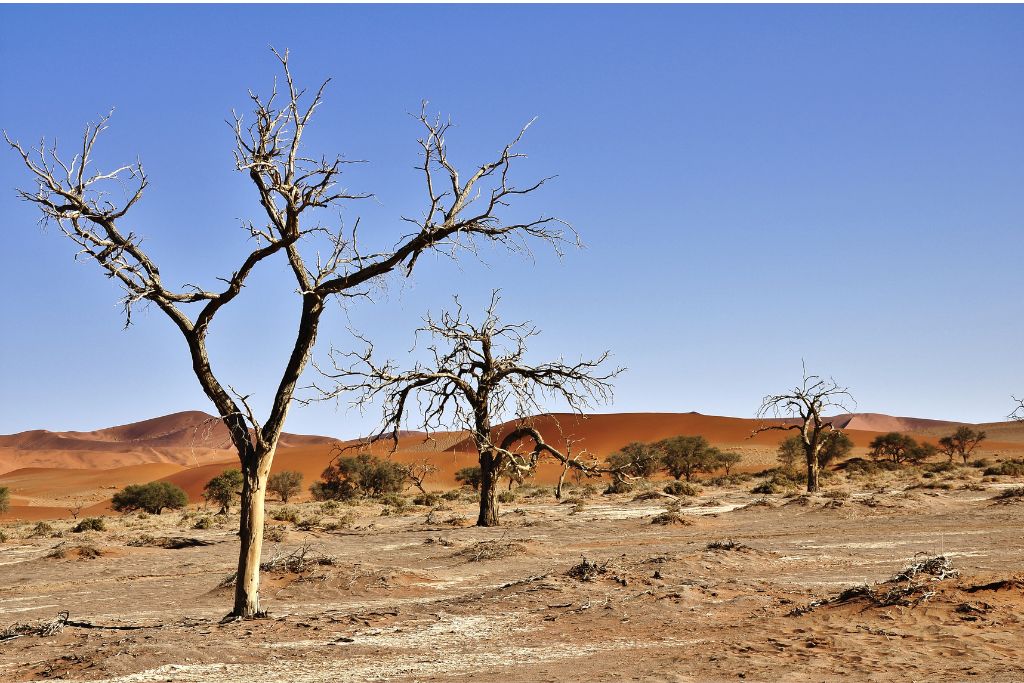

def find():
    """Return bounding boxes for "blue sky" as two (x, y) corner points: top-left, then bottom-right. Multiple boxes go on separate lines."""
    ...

(1, 4), (1022, 437)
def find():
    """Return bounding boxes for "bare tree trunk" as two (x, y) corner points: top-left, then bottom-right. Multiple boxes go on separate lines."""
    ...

(806, 456), (820, 493)
(232, 447), (274, 618)
(555, 463), (569, 500)
(477, 452), (501, 527)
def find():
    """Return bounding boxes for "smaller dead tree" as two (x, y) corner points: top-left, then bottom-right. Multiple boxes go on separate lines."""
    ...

(554, 438), (589, 500)
(315, 292), (624, 526)
(753, 367), (854, 493)
(406, 458), (439, 495)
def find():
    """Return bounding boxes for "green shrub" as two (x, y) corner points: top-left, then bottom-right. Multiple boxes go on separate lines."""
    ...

(441, 489), (462, 501)
(72, 517), (106, 533)
(0, 486), (9, 514)
(268, 470), (304, 503)
(970, 458), (992, 469)
(319, 500), (341, 514)
(313, 453), (407, 500)
(193, 516), (214, 530)
(751, 481), (778, 495)
(203, 469), (243, 514)
(497, 491), (516, 504)
(0, 530), (7, 543)
(606, 443), (661, 479)
(112, 482), (188, 515)
(454, 466), (482, 491)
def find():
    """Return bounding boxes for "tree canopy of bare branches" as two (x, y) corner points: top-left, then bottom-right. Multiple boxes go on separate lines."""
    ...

(315, 292), (623, 525)
(6, 49), (572, 617)
(752, 366), (854, 493)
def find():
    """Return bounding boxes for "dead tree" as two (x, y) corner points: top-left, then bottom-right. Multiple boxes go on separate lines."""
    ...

(554, 437), (588, 500)
(6, 50), (571, 617)
(752, 367), (854, 493)
(405, 458), (439, 495)
(317, 292), (623, 526)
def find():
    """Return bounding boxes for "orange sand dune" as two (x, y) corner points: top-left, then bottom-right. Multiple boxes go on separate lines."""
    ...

(0, 411), (338, 475)
(0, 462), (187, 520)
(8, 411), (1024, 520)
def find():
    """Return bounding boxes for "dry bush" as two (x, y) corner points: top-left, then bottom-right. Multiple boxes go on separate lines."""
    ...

(664, 481), (701, 497)
(264, 525), (286, 543)
(46, 543), (101, 560)
(993, 487), (1024, 503)
(650, 511), (692, 526)
(28, 521), (55, 538)
(455, 539), (527, 562)
(1, 612), (69, 642)
(567, 556), (608, 581)
(791, 555), (958, 615)
(604, 479), (634, 495)
(271, 507), (300, 523)
(706, 539), (750, 551)
(193, 516), (214, 530)
(984, 459), (1024, 476)
(71, 517), (106, 533)
(128, 535), (214, 549)
(296, 516), (322, 531)
(424, 536), (455, 547)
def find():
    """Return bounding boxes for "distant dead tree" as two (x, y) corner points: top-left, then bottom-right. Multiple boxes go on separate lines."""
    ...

(316, 292), (623, 526)
(752, 367), (854, 493)
(405, 458), (439, 495)
(937, 426), (987, 464)
(6, 50), (572, 617)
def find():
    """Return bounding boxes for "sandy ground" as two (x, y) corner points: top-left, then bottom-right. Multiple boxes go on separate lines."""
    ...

(2, 466), (1024, 683)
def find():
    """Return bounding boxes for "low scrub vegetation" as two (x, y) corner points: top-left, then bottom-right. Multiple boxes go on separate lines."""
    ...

(311, 453), (407, 501)
(112, 482), (188, 515)
(71, 518), (106, 533)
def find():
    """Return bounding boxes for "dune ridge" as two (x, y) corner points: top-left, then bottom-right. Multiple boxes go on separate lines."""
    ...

(5, 409), (1024, 520)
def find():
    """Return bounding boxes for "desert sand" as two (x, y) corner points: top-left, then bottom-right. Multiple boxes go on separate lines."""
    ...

(2, 411), (1024, 682)
(1, 471), (1023, 681)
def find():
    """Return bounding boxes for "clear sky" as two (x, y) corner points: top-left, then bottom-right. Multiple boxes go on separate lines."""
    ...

(1, 4), (1022, 438)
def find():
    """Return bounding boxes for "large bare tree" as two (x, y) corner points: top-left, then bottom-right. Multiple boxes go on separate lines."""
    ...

(5, 50), (571, 617)
(316, 292), (622, 525)
(752, 367), (854, 493)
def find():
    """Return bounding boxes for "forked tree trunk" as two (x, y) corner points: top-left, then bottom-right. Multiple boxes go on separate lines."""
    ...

(232, 447), (275, 618)
(477, 452), (501, 527)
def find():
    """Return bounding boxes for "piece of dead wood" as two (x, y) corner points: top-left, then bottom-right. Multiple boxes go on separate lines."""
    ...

(1, 611), (156, 643)
(128, 536), (215, 550)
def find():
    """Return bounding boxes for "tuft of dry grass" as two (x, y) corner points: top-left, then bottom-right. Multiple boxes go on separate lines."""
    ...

(455, 540), (527, 563)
